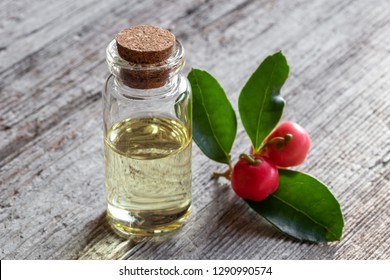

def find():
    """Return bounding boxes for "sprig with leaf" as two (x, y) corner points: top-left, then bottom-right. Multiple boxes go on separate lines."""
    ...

(188, 52), (344, 243)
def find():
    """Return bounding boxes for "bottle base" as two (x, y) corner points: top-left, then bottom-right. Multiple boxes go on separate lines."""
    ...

(106, 203), (191, 238)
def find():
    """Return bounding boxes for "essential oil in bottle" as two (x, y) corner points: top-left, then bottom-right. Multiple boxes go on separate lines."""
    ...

(103, 26), (192, 237)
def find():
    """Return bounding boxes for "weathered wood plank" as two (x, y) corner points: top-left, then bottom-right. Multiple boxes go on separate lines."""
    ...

(0, 0), (199, 163)
(0, 0), (389, 259)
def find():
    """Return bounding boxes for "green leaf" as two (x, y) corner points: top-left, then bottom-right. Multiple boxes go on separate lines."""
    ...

(188, 69), (237, 164)
(246, 169), (344, 242)
(239, 51), (289, 152)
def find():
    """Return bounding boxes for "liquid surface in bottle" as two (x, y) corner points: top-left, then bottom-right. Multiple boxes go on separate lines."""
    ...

(104, 116), (191, 236)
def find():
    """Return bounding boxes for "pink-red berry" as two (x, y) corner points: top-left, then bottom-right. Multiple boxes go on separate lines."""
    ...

(231, 155), (279, 202)
(264, 121), (311, 167)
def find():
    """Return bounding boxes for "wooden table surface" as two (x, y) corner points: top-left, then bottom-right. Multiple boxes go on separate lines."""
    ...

(1, 0), (389, 260)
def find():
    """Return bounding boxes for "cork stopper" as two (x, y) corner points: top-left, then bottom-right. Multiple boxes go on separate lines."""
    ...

(115, 25), (176, 89)
(116, 25), (176, 64)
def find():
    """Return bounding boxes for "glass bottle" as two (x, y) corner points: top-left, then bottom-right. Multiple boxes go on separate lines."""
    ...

(103, 26), (192, 237)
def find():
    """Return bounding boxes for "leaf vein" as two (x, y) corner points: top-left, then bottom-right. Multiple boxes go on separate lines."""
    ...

(271, 193), (338, 239)
(192, 71), (230, 163)
(255, 60), (277, 149)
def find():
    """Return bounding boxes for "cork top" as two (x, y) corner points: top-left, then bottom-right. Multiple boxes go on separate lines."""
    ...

(116, 25), (176, 64)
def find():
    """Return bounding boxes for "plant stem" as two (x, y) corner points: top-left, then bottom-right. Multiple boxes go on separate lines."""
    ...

(212, 164), (233, 180)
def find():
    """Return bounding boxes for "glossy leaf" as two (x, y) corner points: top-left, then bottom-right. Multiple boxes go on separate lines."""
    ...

(239, 52), (289, 152)
(246, 169), (344, 242)
(188, 69), (237, 164)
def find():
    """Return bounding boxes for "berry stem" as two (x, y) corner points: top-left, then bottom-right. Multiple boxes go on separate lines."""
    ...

(258, 133), (293, 152)
(240, 153), (261, 165)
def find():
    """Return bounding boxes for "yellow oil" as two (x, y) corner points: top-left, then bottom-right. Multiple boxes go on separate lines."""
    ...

(104, 116), (191, 237)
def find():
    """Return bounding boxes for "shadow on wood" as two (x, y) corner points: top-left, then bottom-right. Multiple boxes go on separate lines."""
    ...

(55, 211), (134, 259)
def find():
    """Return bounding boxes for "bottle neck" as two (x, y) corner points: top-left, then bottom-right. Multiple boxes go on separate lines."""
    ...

(111, 74), (181, 100)
(106, 39), (185, 90)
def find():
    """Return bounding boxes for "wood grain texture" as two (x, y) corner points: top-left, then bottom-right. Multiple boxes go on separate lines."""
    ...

(0, 0), (389, 259)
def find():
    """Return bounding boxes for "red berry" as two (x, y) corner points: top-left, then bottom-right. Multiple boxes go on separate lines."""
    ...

(265, 121), (311, 167)
(231, 155), (279, 202)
